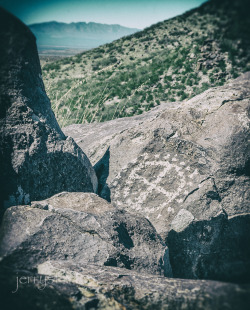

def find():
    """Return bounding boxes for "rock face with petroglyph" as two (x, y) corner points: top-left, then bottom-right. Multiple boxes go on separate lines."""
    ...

(64, 72), (250, 240)
(63, 73), (250, 283)
(0, 192), (171, 277)
(0, 8), (97, 217)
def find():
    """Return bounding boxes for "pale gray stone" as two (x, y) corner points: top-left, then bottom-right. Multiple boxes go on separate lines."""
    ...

(170, 209), (195, 233)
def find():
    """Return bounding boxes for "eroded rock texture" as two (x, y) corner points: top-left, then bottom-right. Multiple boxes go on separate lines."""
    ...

(64, 73), (250, 237)
(167, 211), (250, 283)
(64, 73), (250, 282)
(0, 8), (97, 217)
(0, 192), (171, 277)
(1, 261), (250, 310)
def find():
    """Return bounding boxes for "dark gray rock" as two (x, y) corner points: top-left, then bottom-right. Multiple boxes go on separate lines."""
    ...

(1, 260), (249, 310)
(167, 211), (250, 283)
(0, 8), (97, 217)
(0, 192), (171, 277)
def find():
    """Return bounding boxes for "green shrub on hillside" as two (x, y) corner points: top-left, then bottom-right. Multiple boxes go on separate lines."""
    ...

(42, 0), (250, 126)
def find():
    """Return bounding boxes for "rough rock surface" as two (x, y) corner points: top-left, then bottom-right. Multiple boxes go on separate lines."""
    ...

(1, 260), (250, 310)
(0, 8), (97, 217)
(167, 211), (250, 283)
(64, 73), (250, 283)
(0, 192), (171, 276)
(64, 73), (250, 239)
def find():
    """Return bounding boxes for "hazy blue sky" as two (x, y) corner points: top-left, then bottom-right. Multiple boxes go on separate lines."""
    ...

(0, 0), (207, 29)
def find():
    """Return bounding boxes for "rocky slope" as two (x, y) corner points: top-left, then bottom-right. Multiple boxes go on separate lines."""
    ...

(43, 0), (250, 126)
(0, 8), (97, 218)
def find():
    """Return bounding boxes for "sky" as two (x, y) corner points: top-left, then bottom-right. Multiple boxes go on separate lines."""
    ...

(0, 0), (207, 29)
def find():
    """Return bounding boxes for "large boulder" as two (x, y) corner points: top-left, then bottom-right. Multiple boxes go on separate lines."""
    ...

(167, 211), (250, 283)
(1, 260), (249, 310)
(0, 192), (171, 276)
(64, 73), (250, 282)
(0, 8), (97, 217)
(64, 73), (250, 239)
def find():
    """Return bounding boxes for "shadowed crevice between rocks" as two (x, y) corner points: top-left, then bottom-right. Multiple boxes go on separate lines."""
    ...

(94, 147), (111, 202)
(235, 158), (250, 177)
(115, 223), (134, 249)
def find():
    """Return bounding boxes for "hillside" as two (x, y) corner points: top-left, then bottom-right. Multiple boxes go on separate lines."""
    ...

(42, 0), (250, 127)
(29, 21), (140, 55)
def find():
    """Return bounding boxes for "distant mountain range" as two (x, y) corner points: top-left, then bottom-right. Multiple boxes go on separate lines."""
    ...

(29, 21), (140, 55)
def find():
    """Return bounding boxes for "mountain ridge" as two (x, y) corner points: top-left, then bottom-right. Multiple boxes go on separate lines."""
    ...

(29, 21), (140, 33)
(29, 21), (140, 53)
